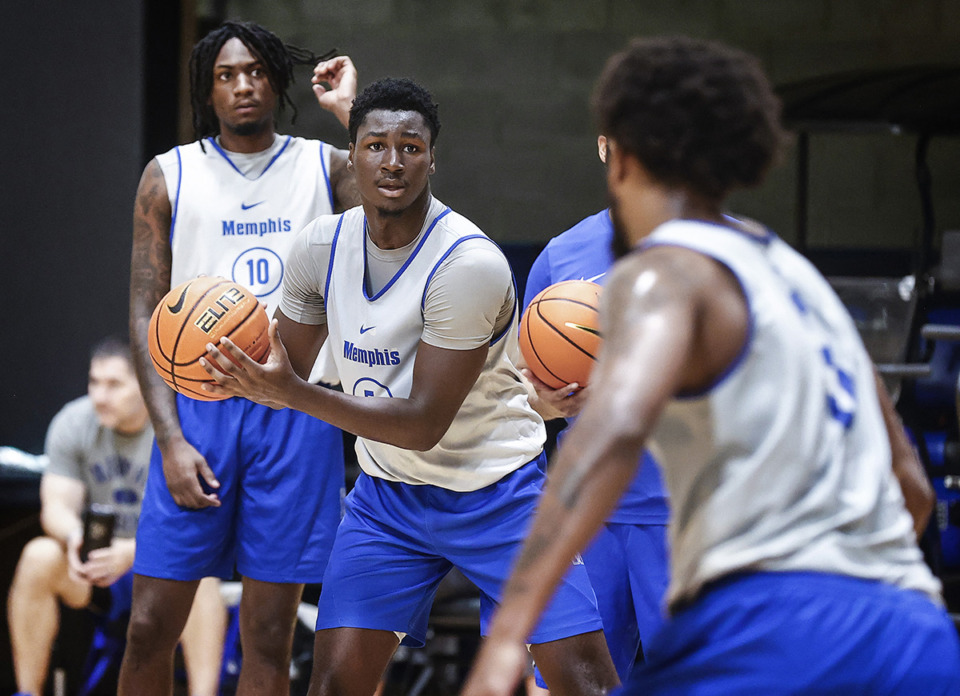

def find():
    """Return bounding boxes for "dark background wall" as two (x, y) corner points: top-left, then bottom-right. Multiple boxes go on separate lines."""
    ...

(3, 0), (960, 454)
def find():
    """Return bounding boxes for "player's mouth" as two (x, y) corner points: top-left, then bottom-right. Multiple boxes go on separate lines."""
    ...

(235, 101), (259, 115)
(377, 180), (405, 197)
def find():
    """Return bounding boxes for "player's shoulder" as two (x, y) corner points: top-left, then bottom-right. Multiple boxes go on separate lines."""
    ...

(48, 396), (97, 439)
(548, 210), (613, 250)
(301, 206), (361, 245)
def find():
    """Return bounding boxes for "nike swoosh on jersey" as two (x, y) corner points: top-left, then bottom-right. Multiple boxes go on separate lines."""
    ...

(580, 272), (606, 283)
(359, 325), (376, 334)
(167, 284), (190, 313)
(241, 201), (266, 210)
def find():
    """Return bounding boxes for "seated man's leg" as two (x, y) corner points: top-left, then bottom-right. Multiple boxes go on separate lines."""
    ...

(7, 536), (92, 696)
(118, 575), (201, 696)
(180, 576), (227, 696)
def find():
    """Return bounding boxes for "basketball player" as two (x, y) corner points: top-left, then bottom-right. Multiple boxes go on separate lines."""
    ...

(522, 138), (669, 683)
(463, 36), (960, 696)
(7, 338), (225, 696)
(199, 77), (619, 696)
(120, 22), (358, 696)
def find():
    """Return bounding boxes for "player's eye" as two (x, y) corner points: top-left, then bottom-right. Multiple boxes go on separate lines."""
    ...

(403, 144), (420, 154)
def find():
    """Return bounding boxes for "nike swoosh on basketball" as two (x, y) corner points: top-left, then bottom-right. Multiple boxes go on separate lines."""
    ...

(166, 285), (190, 313)
(241, 201), (266, 210)
(359, 325), (376, 334)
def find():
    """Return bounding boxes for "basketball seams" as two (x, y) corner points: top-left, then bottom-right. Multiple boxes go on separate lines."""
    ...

(148, 276), (269, 402)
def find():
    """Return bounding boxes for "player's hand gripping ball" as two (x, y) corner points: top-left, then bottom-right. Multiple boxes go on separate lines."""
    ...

(148, 276), (270, 401)
(519, 280), (602, 389)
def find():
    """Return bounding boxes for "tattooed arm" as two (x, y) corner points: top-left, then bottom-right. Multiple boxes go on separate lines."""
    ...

(129, 159), (220, 508)
(461, 246), (749, 696)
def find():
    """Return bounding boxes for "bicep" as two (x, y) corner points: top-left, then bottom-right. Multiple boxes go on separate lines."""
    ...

(130, 159), (173, 323)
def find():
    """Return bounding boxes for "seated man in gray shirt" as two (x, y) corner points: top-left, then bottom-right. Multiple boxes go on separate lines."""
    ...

(7, 337), (226, 696)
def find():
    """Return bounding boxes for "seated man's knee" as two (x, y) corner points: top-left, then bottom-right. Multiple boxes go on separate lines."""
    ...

(15, 536), (68, 583)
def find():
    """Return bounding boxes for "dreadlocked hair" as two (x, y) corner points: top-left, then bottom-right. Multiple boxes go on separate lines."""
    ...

(189, 21), (337, 146)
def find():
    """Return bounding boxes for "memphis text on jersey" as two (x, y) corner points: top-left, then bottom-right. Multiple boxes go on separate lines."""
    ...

(343, 341), (401, 368)
(222, 217), (293, 237)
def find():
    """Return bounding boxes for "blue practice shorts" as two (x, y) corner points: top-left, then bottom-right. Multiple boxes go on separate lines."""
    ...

(134, 396), (345, 583)
(315, 455), (603, 647)
(535, 522), (669, 687)
(623, 571), (960, 695)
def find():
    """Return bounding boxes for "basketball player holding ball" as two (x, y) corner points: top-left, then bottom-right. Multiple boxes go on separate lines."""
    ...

(120, 22), (359, 696)
(520, 144), (670, 684)
(200, 77), (620, 696)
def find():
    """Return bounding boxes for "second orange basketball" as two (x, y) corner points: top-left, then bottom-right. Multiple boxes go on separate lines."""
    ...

(519, 280), (603, 390)
(148, 276), (271, 401)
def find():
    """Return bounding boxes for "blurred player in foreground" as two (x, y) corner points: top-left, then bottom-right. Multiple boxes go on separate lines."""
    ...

(464, 35), (960, 696)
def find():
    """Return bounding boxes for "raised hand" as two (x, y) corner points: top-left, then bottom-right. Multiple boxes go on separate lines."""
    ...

(312, 55), (358, 128)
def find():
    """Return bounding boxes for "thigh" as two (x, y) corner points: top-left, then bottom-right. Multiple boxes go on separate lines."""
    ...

(236, 404), (345, 583)
(134, 398), (243, 580)
(315, 473), (451, 647)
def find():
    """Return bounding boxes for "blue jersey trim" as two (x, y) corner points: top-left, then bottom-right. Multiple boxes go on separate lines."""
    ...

(324, 214), (346, 303)
(364, 207), (451, 301)
(207, 135), (292, 179)
(169, 148), (184, 246)
(319, 141), (335, 210)
(640, 240), (755, 399)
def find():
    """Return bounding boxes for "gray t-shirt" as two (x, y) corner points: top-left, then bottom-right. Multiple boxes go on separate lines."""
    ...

(44, 396), (153, 538)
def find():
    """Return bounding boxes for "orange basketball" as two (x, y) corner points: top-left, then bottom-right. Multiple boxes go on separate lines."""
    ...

(148, 276), (270, 401)
(519, 280), (603, 390)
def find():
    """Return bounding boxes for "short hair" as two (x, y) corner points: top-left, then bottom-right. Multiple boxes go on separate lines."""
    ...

(592, 36), (787, 200)
(349, 78), (441, 146)
(90, 336), (132, 366)
(188, 21), (335, 143)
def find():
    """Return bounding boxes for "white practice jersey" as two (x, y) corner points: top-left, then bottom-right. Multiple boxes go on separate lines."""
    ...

(156, 135), (336, 317)
(281, 197), (545, 491)
(642, 219), (941, 609)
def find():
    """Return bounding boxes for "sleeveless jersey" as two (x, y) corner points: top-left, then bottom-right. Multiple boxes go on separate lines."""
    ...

(642, 219), (941, 608)
(156, 135), (335, 316)
(302, 197), (545, 490)
(525, 210), (669, 525)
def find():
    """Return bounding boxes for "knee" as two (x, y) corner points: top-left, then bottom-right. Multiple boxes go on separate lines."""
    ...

(240, 610), (294, 665)
(125, 601), (184, 657)
(12, 537), (66, 590)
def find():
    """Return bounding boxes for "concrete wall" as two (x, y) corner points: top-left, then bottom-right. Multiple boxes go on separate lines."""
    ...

(223, 0), (960, 252)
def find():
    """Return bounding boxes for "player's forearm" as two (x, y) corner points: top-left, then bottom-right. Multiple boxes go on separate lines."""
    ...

(130, 298), (184, 446)
(283, 380), (453, 451)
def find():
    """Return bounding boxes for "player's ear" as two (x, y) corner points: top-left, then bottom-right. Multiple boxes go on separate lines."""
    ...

(429, 147), (436, 174)
(347, 143), (355, 169)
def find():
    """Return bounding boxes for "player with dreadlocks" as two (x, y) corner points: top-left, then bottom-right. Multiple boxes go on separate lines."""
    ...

(119, 20), (360, 696)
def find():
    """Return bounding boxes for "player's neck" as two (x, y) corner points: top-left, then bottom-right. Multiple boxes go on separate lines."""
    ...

(217, 126), (277, 154)
(364, 189), (433, 250)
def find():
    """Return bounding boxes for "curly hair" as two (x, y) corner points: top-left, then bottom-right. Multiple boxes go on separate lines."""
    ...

(593, 36), (787, 199)
(189, 21), (336, 143)
(348, 78), (441, 146)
